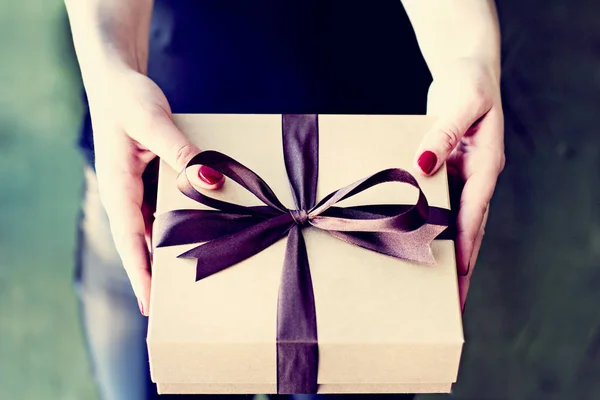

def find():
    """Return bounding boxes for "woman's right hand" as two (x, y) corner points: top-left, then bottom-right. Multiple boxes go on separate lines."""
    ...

(88, 68), (224, 316)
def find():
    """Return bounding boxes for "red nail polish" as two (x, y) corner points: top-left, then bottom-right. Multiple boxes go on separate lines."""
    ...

(417, 151), (437, 174)
(137, 299), (145, 316)
(198, 166), (223, 185)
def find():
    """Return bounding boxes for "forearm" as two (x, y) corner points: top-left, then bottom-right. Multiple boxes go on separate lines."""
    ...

(401, 0), (501, 82)
(65, 0), (153, 94)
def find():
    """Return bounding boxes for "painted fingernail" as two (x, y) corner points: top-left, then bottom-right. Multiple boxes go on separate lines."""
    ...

(137, 298), (145, 316)
(198, 166), (223, 185)
(417, 151), (437, 174)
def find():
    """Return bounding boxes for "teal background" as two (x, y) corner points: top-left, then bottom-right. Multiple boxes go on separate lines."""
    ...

(0, 1), (93, 399)
(1, 1), (600, 399)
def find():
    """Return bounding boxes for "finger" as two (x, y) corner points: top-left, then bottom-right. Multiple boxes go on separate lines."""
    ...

(458, 212), (487, 312)
(456, 169), (497, 277)
(96, 162), (152, 317)
(458, 275), (470, 314)
(468, 207), (489, 274)
(115, 212), (152, 317)
(133, 108), (225, 190)
(415, 95), (491, 176)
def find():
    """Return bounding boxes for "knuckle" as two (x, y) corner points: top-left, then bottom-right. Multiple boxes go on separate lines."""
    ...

(498, 152), (507, 173)
(174, 142), (196, 169)
(467, 81), (493, 115)
(479, 202), (489, 218)
(438, 125), (461, 153)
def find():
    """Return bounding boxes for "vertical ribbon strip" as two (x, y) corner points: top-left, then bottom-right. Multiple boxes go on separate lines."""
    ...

(154, 115), (453, 393)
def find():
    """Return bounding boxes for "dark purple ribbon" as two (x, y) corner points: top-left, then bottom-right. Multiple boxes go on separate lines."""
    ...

(155, 114), (453, 394)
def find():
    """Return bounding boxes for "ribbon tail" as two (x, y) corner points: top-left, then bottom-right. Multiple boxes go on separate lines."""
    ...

(154, 209), (268, 247)
(327, 223), (448, 265)
(178, 214), (294, 281)
(276, 225), (318, 394)
(429, 206), (454, 240)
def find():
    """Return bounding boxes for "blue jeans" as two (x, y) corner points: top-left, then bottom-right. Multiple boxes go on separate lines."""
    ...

(74, 167), (416, 400)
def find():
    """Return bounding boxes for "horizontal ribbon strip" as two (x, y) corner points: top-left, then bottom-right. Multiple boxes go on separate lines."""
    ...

(155, 114), (453, 394)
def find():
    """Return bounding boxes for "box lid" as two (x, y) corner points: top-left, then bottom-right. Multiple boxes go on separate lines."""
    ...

(148, 114), (463, 387)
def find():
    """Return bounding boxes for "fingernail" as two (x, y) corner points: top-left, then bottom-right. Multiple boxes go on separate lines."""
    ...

(198, 166), (223, 185)
(137, 298), (145, 316)
(417, 151), (437, 174)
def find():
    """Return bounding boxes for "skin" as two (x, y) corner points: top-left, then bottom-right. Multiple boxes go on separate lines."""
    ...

(418, 58), (504, 311)
(402, 1), (505, 310)
(66, 0), (222, 316)
(66, 0), (504, 315)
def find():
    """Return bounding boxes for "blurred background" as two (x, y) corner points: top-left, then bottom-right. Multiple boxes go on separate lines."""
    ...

(1, 1), (599, 399)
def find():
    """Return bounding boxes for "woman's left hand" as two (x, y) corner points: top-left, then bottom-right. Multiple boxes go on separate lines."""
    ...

(413, 58), (505, 311)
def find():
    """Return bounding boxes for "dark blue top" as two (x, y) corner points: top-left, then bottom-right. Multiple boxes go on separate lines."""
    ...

(79, 0), (432, 165)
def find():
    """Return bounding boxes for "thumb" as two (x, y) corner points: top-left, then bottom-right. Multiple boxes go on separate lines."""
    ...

(415, 82), (492, 175)
(414, 101), (487, 177)
(136, 110), (225, 189)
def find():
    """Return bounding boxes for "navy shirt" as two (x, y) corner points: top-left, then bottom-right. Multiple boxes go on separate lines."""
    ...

(79, 0), (432, 165)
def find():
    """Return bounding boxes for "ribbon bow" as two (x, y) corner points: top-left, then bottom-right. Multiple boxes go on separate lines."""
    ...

(155, 114), (452, 394)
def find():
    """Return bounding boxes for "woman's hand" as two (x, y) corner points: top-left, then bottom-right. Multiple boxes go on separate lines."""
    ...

(89, 68), (224, 316)
(413, 58), (505, 311)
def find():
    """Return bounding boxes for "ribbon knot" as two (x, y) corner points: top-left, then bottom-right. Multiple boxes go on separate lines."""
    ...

(154, 114), (453, 394)
(290, 209), (309, 226)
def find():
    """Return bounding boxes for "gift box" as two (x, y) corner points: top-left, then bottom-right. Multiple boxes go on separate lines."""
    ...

(148, 114), (463, 394)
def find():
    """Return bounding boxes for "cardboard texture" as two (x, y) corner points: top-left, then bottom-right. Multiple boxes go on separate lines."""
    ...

(148, 114), (464, 394)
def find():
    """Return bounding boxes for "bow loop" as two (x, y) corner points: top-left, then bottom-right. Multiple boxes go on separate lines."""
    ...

(179, 151), (288, 216)
(153, 114), (452, 394)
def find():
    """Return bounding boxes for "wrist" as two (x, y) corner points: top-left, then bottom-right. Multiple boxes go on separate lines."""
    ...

(469, 56), (501, 84)
(66, 0), (150, 95)
(431, 56), (500, 86)
(80, 58), (141, 100)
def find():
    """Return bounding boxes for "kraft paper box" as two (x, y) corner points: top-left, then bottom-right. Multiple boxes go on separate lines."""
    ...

(148, 114), (464, 394)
